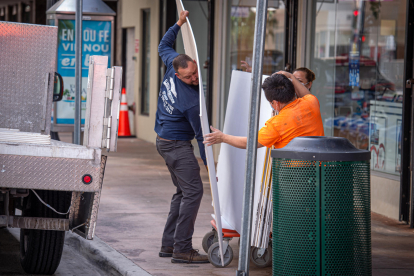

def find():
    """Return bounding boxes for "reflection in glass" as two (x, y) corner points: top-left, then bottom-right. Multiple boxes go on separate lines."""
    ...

(223, 1), (286, 121)
(309, 0), (406, 175)
(229, 5), (285, 75)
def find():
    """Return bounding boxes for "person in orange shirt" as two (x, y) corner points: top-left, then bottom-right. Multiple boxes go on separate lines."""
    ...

(203, 71), (324, 149)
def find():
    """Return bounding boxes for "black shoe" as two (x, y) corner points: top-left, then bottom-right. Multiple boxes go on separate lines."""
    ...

(159, 246), (174, 257)
(171, 249), (209, 264)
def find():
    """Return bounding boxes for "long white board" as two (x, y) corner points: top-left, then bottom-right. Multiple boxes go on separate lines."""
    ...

(175, 0), (224, 266)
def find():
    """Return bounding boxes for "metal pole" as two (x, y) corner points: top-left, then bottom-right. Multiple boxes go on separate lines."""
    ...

(236, 0), (268, 275)
(74, 0), (83, 145)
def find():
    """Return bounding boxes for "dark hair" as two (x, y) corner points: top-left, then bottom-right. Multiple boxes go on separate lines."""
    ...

(262, 74), (295, 104)
(173, 54), (194, 73)
(293, 67), (316, 82)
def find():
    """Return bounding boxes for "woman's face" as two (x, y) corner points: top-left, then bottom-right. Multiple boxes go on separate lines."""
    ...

(293, 71), (312, 90)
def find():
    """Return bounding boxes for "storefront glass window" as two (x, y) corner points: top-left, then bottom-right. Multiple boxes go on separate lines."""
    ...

(222, 0), (286, 121)
(308, 0), (406, 175)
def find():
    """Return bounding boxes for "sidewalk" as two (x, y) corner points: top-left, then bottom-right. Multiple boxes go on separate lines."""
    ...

(96, 137), (270, 276)
(93, 137), (414, 276)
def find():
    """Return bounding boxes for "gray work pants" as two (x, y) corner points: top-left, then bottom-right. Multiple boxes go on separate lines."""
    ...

(156, 137), (204, 253)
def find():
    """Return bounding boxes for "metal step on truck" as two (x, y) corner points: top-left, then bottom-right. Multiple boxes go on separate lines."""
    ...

(0, 21), (122, 274)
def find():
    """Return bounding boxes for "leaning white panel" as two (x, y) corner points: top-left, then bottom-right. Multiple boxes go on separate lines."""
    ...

(176, 0), (225, 266)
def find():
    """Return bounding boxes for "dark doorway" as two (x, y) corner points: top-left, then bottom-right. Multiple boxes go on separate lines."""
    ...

(400, 0), (414, 227)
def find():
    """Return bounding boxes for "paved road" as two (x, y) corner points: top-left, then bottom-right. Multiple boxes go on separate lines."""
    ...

(0, 228), (106, 276)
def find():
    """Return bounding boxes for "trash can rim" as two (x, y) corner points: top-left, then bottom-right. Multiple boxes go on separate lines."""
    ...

(271, 136), (371, 161)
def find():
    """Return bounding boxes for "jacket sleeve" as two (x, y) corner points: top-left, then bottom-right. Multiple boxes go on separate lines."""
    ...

(183, 105), (207, 165)
(158, 24), (180, 67)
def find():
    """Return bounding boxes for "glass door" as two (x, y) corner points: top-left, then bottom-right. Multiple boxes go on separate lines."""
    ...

(221, 0), (286, 124)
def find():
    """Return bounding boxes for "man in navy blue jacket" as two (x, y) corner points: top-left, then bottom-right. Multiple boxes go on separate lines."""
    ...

(155, 10), (209, 264)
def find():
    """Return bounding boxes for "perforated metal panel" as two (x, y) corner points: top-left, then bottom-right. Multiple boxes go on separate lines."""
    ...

(272, 159), (320, 276)
(272, 159), (371, 276)
(0, 22), (57, 134)
(321, 161), (371, 276)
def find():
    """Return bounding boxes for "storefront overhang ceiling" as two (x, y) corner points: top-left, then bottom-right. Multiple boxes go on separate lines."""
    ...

(46, 0), (115, 16)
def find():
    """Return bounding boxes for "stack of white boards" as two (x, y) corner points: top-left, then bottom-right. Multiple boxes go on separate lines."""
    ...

(216, 70), (273, 249)
(0, 128), (51, 145)
(251, 146), (273, 249)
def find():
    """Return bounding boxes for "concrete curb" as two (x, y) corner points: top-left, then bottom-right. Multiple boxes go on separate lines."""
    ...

(8, 228), (151, 276)
(64, 231), (151, 276)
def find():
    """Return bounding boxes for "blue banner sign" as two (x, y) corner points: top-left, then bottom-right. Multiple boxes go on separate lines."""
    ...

(56, 20), (111, 124)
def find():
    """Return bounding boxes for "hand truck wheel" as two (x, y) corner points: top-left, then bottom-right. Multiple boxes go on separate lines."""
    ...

(202, 230), (216, 253)
(250, 244), (272, 268)
(207, 242), (233, 268)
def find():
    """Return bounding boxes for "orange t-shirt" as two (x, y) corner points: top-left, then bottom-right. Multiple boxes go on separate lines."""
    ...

(258, 94), (324, 148)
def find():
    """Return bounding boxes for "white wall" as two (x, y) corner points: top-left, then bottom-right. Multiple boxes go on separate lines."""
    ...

(122, 0), (160, 143)
(371, 175), (400, 220)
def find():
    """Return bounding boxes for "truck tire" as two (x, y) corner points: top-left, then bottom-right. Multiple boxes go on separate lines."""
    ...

(20, 190), (69, 275)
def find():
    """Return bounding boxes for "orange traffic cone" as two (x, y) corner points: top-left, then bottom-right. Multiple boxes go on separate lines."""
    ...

(118, 88), (131, 136)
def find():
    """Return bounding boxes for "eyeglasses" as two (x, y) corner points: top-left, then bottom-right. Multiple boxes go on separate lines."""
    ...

(300, 81), (309, 86)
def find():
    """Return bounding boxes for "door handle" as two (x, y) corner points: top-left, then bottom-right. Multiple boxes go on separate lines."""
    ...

(406, 78), (414, 88)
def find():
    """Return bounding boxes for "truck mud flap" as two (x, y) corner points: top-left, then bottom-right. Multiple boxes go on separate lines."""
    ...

(69, 155), (107, 240)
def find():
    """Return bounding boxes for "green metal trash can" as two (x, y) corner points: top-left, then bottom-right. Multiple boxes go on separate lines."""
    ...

(271, 136), (371, 276)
